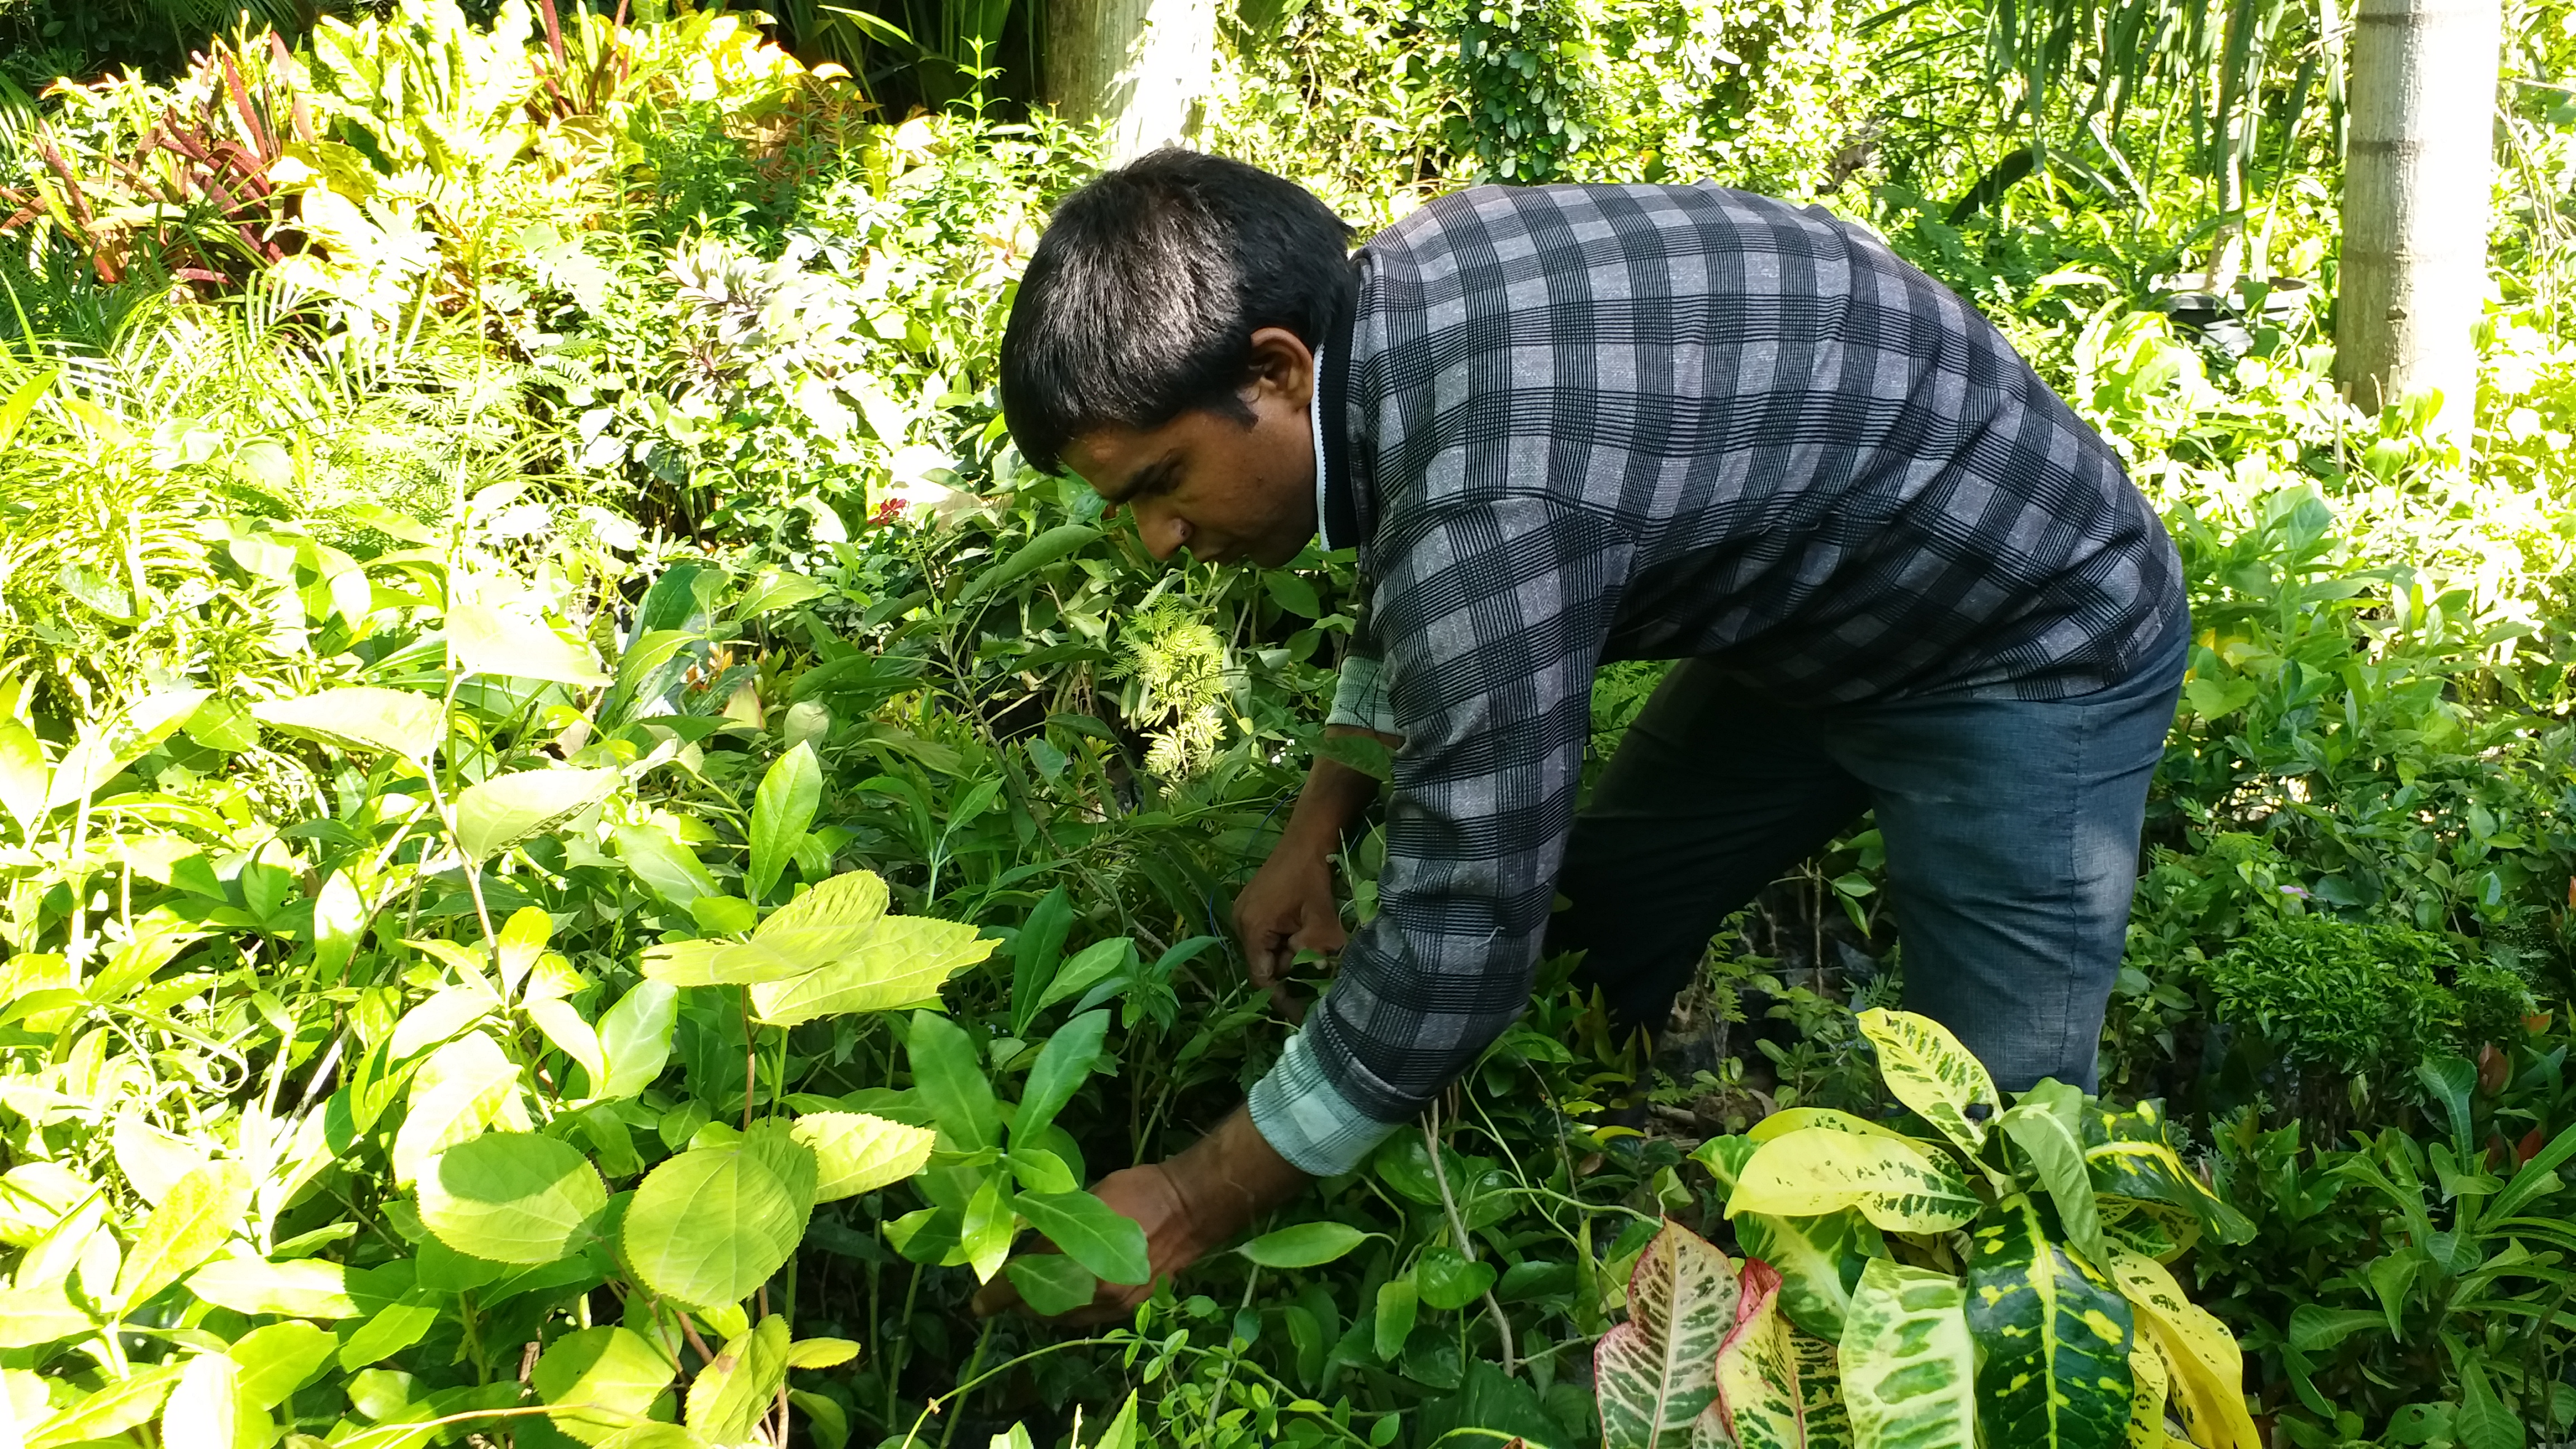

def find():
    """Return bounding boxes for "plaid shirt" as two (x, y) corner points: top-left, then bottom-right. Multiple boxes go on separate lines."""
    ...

(1246, 183), (2184, 1176)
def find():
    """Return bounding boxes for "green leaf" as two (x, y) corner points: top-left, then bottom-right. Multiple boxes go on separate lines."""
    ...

(784, 1338), (857, 1369)
(747, 744), (822, 901)
(1707, 1260), (1816, 1449)
(1012, 1010), (1108, 1144)
(1238, 1222), (1368, 1270)
(624, 1121), (818, 1310)
(116, 1161), (252, 1311)
(962, 1175), (1015, 1283)
(790, 1111), (937, 1201)
(0, 367), (57, 450)
(1730, 1208), (1886, 1341)
(735, 569), (830, 619)
(1015, 1191), (1149, 1286)
(312, 870), (367, 984)
(1315, 732), (1393, 782)
(533, 1326), (674, 1445)
(1263, 570), (1323, 618)
(186, 1255), (358, 1318)
(1729, 1128), (1980, 1234)
(2416, 1056), (2476, 1150)
(453, 768), (618, 861)
(1031, 938), (1133, 1020)
(228, 1322), (338, 1412)
(1007, 889), (1075, 1035)
(448, 603), (610, 686)
(0, 719), (49, 838)
(613, 824), (719, 910)
(2455, 1356), (2525, 1449)
(253, 687), (446, 763)
(1840, 1258), (1976, 1449)
(1855, 1007), (2001, 1157)
(27, 1364), (180, 1449)
(159, 1348), (239, 1449)
(0, 1280), (92, 1347)
(1006, 1254), (1097, 1317)
(1374, 1277), (1418, 1362)
(1416, 1246), (1495, 1311)
(686, 1316), (790, 1446)
(2182, 676), (2258, 719)
(751, 870), (889, 962)
(183, 696), (259, 752)
(337, 1294), (438, 1370)
(1594, 1221), (1742, 1449)
(954, 525), (1101, 604)
(418, 1132), (609, 1265)
(2000, 1099), (2110, 1271)
(1964, 1195), (2133, 1449)
(2285, 1305), (2385, 1352)
(596, 981), (678, 1099)
(904, 1010), (1000, 1153)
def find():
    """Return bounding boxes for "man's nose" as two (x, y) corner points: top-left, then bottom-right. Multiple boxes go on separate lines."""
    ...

(1134, 504), (1190, 562)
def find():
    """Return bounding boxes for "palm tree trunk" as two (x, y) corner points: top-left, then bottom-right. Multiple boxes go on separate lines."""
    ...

(2334, 0), (2502, 439)
(1043, 0), (1217, 162)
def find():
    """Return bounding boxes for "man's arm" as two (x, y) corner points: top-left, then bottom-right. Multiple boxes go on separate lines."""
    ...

(1233, 725), (1399, 1010)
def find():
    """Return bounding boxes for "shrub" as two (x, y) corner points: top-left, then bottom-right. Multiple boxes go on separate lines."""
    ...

(2201, 917), (2535, 1074)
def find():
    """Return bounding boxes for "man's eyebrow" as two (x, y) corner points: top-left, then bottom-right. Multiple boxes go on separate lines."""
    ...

(1102, 454), (1179, 505)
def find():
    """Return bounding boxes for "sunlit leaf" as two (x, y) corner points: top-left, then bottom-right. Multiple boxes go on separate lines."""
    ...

(418, 1132), (608, 1266)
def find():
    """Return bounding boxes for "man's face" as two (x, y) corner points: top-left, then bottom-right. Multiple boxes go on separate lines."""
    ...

(1061, 327), (1319, 570)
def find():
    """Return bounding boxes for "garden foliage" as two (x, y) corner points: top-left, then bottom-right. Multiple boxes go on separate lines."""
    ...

(1, 0), (2575, 1446)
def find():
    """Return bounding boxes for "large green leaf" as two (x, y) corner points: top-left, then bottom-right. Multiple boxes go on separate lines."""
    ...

(534, 1326), (675, 1444)
(186, 1256), (358, 1318)
(1238, 1222), (1369, 1270)
(640, 873), (893, 987)
(790, 1111), (936, 1201)
(746, 745), (822, 901)
(254, 687), (446, 763)
(624, 1121), (818, 1310)
(1594, 1221), (1742, 1449)
(418, 1132), (608, 1265)
(595, 981), (678, 1099)
(747, 916), (995, 1025)
(453, 768), (618, 861)
(1964, 1196), (2134, 1449)
(1731, 1208), (1887, 1341)
(26, 1364), (180, 1449)
(2086, 1139), (2253, 1248)
(1015, 1191), (1150, 1286)
(160, 1348), (238, 1449)
(953, 525), (1101, 604)
(1729, 1129), (1980, 1234)
(613, 824), (719, 909)
(1012, 1010), (1108, 1144)
(903, 1010), (1000, 1153)
(687, 1315), (790, 1445)
(448, 603), (610, 686)
(115, 1161), (252, 1311)
(0, 719), (49, 838)
(2000, 1093), (2110, 1272)
(1708, 1259), (1820, 1448)
(1840, 1258), (1976, 1449)
(228, 1322), (338, 1412)
(1855, 1008), (2001, 1157)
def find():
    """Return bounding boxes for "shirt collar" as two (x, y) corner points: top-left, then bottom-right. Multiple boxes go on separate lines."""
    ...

(1314, 267), (1361, 552)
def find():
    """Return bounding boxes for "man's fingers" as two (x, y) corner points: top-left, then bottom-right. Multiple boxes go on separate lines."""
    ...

(1266, 980), (1307, 1024)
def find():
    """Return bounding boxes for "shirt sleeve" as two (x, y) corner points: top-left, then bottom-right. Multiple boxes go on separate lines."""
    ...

(1324, 600), (1400, 736)
(1247, 494), (1626, 1172)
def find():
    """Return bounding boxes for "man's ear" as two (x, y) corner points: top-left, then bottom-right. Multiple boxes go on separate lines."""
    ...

(1242, 326), (1315, 406)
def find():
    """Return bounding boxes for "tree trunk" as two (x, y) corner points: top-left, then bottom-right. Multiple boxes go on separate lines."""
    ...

(2334, 0), (2501, 439)
(1043, 0), (1217, 163)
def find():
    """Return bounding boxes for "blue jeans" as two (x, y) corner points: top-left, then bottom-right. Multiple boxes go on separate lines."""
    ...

(1549, 622), (2187, 1093)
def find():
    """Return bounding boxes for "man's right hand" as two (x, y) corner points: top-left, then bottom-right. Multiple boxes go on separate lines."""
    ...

(1232, 841), (1346, 1016)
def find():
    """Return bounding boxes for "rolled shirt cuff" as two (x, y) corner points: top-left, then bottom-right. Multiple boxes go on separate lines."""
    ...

(1247, 1029), (1401, 1177)
(1325, 655), (1399, 736)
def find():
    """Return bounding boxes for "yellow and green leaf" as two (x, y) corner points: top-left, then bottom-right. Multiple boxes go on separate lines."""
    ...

(1855, 1008), (2001, 1157)
(1729, 1128), (1981, 1235)
(1595, 1222), (1743, 1449)
(2128, 1339), (2172, 1448)
(2103, 1246), (2261, 1449)
(1708, 1259), (1808, 1449)
(1964, 1195), (2134, 1449)
(1840, 1258), (1975, 1449)
(2087, 1140), (2253, 1247)
(1731, 1208), (1887, 1341)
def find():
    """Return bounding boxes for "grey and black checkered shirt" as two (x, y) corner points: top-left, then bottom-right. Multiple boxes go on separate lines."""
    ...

(1245, 182), (2185, 1175)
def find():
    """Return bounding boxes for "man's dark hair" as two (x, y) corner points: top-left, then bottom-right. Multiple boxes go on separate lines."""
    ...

(999, 149), (1355, 476)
